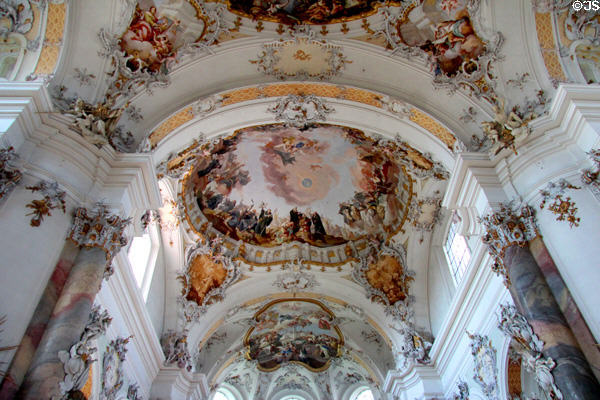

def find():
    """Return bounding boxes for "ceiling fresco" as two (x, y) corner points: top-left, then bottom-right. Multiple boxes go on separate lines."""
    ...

(186, 123), (414, 248)
(221, 0), (403, 25)
(243, 299), (344, 371)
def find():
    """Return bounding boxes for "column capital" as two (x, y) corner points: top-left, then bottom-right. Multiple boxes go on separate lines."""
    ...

(480, 204), (539, 286)
(67, 204), (131, 270)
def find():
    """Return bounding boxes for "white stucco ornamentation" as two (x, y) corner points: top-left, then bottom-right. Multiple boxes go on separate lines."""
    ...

(468, 332), (499, 400)
(268, 94), (334, 128)
(480, 204), (539, 287)
(0, 146), (22, 202)
(55, 306), (112, 400)
(161, 330), (192, 371)
(102, 336), (132, 400)
(581, 148), (600, 201)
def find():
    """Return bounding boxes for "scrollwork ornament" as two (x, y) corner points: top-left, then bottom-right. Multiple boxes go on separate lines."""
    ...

(468, 332), (499, 400)
(498, 304), (544, 354)
(55, 306), (112, 400)
(480, 203), (539, 287)
(177, 237), (241, 322)
(0, 0), (34, 36)
(25, 180), (66, 227)
(539, 179), (581, 228)
(268, 94), (334, 128)
(451, 379), (470, 400)
(391, 321), (433, 366)
(102, 336), (132, 400)
(126, 383), (142, 400)
(0, 146), (22, 202)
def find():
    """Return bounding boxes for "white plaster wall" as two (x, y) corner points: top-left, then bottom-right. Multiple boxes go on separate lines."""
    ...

(0, 174), (73, 369)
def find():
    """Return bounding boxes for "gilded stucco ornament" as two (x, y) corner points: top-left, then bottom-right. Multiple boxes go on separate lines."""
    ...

(581, 148), (600, 201)
(160, 330), (193, 371)
(268, 94), (334, 128)
(0, 146), (22, 202)
(353, 241), (415, 319)
(468, 332), (499, 400)
(539, 179), (581, 228)
(391, 321), (433, 366)
(250, 25), (350, 80)
(102, 336), (132, 400)
(68, 204), (131, 279)
(498, 304), (563, 400)
(25, 180), (66, 227)
(55, 306), (112, 400)
(273, 259), (319, 293)
(480, 204), (539, 287)
(177, 237), (241, 322)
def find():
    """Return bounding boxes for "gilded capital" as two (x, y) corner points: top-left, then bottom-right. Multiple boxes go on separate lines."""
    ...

(480, 204), (539, 286)
(68, 204), (131, 267)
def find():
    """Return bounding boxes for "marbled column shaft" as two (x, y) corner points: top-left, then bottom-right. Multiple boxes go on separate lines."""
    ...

(504, 245), (600, 400)
(0, 241), (79, 399)
(529, 236), (600, 382)
(18, 247), (107, 400)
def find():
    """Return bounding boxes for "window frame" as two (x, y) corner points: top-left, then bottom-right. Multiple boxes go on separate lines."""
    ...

(126, 223), (160, 301)
(443, 213), (472, 286)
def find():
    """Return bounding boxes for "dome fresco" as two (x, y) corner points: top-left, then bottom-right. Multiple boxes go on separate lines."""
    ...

(186, 124), (413, 248)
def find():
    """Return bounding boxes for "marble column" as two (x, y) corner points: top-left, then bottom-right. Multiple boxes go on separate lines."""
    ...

(482, 205), (600, 399)
(529, 236), (600, 382)
(0, 241), (79, 400)
(17, 205), (130, 399)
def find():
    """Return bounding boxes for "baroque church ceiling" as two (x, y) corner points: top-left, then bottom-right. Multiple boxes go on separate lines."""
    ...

(8, 0), (598, 398)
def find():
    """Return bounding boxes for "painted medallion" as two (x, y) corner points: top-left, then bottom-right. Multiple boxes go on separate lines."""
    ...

(187, 123), (413, 248)
(244, 299), (343, 371)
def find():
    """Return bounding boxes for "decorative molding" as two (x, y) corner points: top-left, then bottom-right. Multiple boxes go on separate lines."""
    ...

(177, 237), (241, 322)
(56, 306), (112, 400)
(101, 336), (132, 400)
(250, 26), (350, 80)
(273, 260), (319, 293)
(480, 204), (539, 287)
(161, 330), (193, 372)
(539, 179), (581, 228)
(467, 332), (499, 400)
(25, 180), (66, 227)
(498, 304), (563, 400)
(581, 148), (600, 201)
(267, 94), (334, 128)
(0, 146), (22, 202)
(67, 204), (131, 278)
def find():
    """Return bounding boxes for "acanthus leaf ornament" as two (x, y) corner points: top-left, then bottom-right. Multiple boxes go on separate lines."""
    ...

(25, 180), (66, 227)
(67, 204), (131, 279)
(268, 94), (334, 128)
(102, 336), (132, 400)
(0, 146), (22, 202)
(498, 304), (563, 400)
(55, 306), (112, 400)
(480, 203), (539, 287)
(539, 179), (581, 228)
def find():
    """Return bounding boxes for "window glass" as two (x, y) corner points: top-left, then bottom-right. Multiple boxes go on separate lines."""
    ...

(214, 388), (236, 400)
(127, 232), (152, 287)
(443, 214), (472, 285)
(351, 387), (375, 400)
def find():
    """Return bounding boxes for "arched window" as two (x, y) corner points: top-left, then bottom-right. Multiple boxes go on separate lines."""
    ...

(280, 396), (307, 400)
(127, 224), (160, 300)
(443, 213), (471, 285)
(213, 387), (236, 400)
(350, 386), (375, 400)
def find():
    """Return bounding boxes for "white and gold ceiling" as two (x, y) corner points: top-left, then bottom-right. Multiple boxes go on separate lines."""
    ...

(4, 0), (598, 398)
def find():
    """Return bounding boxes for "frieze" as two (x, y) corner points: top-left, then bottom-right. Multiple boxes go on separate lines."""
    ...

(102, 336), (132, 400)
(468, 332), (499, 400)
(25, 180), (66, 227)
(539, 179), (581, 228)
(268, 94), (334, 128)
(480, 204), (539, 287)
(55, 306), (111, 400)
(67, 204), (131, 278)
(0, 146), (22, 202)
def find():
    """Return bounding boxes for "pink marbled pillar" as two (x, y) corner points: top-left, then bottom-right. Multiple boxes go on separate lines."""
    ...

(0, 241), (79, 400)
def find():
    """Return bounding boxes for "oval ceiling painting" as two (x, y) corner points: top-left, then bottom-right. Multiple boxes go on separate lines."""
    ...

(186, 123), (412, 248)
(223, 0), (400, 25)
(244, 299), (343, 372)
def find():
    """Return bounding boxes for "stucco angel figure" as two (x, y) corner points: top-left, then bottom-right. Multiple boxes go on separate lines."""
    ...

(482, 98), (533, 155)
(521, 351), (563, 400)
